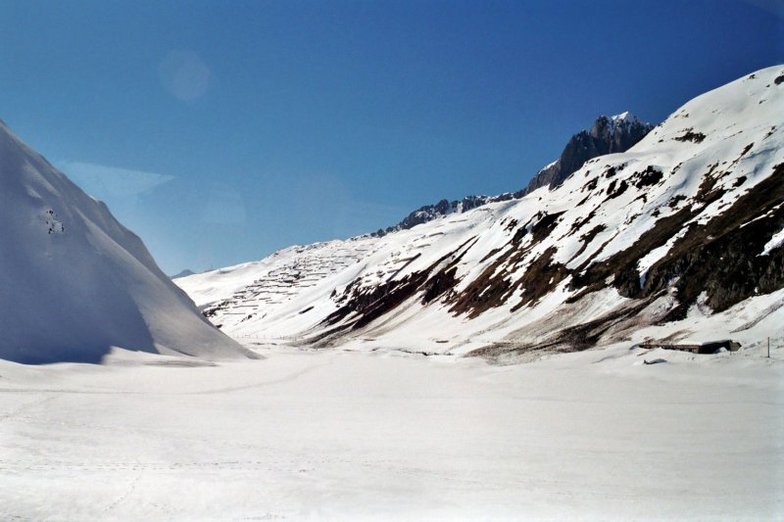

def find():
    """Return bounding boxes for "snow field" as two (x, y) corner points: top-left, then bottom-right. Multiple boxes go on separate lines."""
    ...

(1, 344), (781, 521)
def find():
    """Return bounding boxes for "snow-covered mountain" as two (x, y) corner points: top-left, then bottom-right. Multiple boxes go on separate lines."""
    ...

(0, 120), (250, 363)
(178, 66), (784, 360)
(372, 112), (653, 236)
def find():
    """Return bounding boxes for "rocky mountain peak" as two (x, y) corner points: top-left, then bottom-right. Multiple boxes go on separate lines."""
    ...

(374, 112), (653, 237)
(525, 113), (654, 195)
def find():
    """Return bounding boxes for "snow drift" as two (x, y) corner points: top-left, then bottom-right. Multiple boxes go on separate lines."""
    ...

(0, 120), (248, 363)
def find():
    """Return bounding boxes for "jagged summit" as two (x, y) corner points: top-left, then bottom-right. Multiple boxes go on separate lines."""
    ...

(611, 110), (633, 120)
(609, 111), (642, 125)
(179, 65), (784, 359)
(0, 121), (249, 363)
(374, 112), (653, 237)
(524, 112), (654, 195)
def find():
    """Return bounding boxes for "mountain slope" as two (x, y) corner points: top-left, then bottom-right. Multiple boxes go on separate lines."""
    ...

(0, 120), (249, 363)
(178, 66), (784, 359)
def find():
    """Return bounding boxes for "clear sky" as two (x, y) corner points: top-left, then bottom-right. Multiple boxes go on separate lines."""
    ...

(1, 0), (782, 274)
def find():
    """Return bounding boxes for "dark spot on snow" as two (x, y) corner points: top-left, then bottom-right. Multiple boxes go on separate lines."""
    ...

(631, 166), (663, 188)
(568, 224), (607, 262)
(421, 266), (459, 304)
(604, 179), (628, 200)
(774, 73), (784, 85)
(512, 226), (528, 243)
(580, 224), (606, 245)
(693, 168), (726, 205)
(668, 195), (686, 208)
(531, 211), (564, 243)
(568, 206), (599, 236)
(674, 128), (706, 143)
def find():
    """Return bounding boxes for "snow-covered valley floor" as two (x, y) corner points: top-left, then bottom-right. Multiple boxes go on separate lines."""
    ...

(1, 344), (782, 521)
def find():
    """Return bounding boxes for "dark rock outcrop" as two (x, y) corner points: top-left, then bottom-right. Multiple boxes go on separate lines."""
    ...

(523, 113), (654, 195)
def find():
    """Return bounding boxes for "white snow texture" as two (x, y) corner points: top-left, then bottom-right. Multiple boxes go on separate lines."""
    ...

(0, 120), (247, 363)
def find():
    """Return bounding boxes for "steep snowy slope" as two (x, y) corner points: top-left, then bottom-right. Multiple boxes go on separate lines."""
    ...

(179, 66), (784, 359)
(0, 120), (249, 363)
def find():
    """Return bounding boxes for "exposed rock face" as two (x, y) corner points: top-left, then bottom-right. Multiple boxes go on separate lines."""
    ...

(523, 112), (654, 194)
(378, 194), (514, 236)
(375, 113), (653, 237)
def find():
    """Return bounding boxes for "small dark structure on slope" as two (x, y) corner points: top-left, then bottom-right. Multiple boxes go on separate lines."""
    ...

(639, 339), (741, 354)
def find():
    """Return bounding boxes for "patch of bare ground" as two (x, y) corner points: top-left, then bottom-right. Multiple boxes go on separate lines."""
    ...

(468, 297), (651, 361)
(321, 237), (477, 332)
(569, 161), (732, 301)
(643, 162), (784, 320)
(450, 212), (567, 317)
(674, 128), (706, 143)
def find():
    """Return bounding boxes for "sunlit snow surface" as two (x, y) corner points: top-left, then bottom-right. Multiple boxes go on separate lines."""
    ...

(0, 343), (782, 520)
(0, 120), (246, 363)
(2, 66), (784, 520)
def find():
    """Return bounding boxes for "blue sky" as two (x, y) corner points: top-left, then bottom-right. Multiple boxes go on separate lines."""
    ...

(1, 0), (782, 274)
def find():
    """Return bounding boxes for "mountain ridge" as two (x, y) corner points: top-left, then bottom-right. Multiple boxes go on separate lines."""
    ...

(374, 112), (653, 237)
(178, 66), (784, 360)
